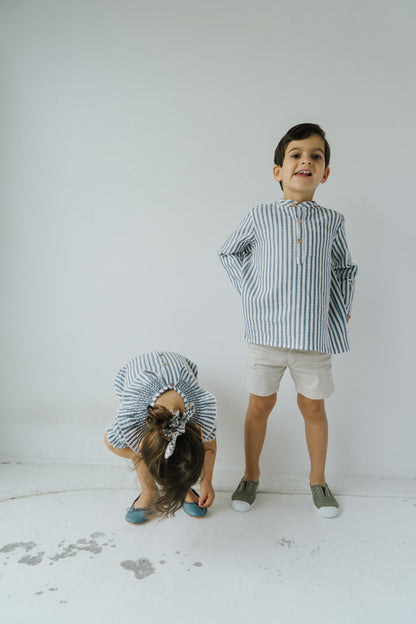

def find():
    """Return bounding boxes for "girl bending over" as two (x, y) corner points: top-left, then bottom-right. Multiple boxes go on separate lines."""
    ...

(104, 351), (217, 523)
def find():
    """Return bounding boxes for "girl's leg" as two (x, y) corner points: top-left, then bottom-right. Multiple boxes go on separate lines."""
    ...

(185, 489), (199, 503)
(104, 435), (199, 507)
(104, 434), (157, 508)
(132, 457), (158, 508)
(244, 393), (277, 481)
(296, 394), (328, 486)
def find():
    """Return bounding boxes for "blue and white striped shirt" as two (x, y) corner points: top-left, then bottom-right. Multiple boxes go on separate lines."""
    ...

(219, 200), (358, 354)
(106, 351), (217, 452)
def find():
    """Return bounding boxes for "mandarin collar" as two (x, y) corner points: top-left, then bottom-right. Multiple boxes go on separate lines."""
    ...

(278, 199), (318, 211)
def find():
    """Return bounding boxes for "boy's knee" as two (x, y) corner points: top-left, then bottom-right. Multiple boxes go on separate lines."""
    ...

(248, 393), (277, 417)
(297, 394), (325, 418)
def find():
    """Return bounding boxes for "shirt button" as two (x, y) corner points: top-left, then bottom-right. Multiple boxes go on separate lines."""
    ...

(168, 382), (173, 387)
(291, 202), (297, 207)
(162, 362), (167, 366)
(298, 219), (302, 223)
(158, 352), (163, 356)
(298, 238), (303, 243)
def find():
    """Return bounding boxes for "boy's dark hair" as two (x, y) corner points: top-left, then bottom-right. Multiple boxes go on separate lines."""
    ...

(274, 123), (330, 190)
(136, 404), (207, 517)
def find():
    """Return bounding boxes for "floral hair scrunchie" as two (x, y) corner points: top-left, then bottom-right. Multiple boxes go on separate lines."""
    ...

(163, 403), (196, 459)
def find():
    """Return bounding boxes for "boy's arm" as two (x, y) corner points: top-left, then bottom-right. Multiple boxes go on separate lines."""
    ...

(331, 216), (358, 317)
(218, 211), (254, 295)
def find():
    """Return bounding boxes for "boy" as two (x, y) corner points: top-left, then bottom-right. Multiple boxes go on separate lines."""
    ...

(219, 123), (357, 517)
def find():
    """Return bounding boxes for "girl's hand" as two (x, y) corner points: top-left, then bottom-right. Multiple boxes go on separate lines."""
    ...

(198, 482), (215, 508)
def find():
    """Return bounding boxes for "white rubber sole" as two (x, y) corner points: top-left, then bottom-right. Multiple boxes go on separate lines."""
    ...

(316, 506), (339, 518)
(231, 500), (254, 512)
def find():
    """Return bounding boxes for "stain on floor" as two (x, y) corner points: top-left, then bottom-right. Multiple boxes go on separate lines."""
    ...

(0, 529), (206, 602)
(18, 551), (45, 566)
(0, 542), (37, 554)
(120, 558), (155, 580)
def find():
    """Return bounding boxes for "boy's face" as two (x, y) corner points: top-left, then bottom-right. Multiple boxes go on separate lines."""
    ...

(273, 135), (330, 202)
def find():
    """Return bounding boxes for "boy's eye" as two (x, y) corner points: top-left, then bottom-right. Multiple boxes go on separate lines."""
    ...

(291, 154), (300, 159)
(312, 154), (322, 160)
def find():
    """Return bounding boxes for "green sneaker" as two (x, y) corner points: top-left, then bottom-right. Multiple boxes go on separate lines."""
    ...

(310, 483), (339, 518)
(231, 478), (259, 512)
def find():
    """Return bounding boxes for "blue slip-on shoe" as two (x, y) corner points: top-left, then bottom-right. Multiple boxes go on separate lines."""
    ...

(183, 489), (208, 518)
(125, 495), (153, 525)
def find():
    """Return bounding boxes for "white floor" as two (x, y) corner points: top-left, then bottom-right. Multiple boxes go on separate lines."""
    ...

(1, 463), (415, 624)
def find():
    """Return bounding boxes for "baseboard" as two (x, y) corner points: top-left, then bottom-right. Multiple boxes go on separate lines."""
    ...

(1, 461), (415, 501)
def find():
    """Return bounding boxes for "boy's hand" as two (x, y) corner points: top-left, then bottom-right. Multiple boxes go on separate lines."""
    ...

(198, 482), (215, 508)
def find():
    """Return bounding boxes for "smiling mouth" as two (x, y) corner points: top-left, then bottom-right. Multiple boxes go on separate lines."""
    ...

(295, 170), (312, 177)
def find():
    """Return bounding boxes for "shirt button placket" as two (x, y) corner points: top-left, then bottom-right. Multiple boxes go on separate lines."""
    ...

(301, 206), (305, 263)
(296, 205), (304, 265)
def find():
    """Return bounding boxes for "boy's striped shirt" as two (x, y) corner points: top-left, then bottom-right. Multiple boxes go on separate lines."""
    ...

(219, 200), (357, 354)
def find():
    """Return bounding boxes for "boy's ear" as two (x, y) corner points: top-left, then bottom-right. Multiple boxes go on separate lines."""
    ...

(273, 165), (282, 182)
(320, 166), (330, 184)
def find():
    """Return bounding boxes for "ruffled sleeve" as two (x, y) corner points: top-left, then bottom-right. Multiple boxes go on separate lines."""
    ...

(175, 364), (217, 442)
(107, 363), (171, 452)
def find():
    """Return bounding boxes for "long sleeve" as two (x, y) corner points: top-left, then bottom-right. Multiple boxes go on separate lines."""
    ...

(218, 211), (255, 295)
(331, 217), (358, 316)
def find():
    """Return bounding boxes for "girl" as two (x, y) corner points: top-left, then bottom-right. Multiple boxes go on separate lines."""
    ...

(104, 351), (217, 523)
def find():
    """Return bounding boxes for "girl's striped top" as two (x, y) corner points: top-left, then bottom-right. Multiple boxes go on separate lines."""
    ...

(219, 200), (358, 354)
(106, 351), (217, 452)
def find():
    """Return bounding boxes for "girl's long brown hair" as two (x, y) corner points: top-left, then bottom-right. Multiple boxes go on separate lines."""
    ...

(135, 405), (206, 517)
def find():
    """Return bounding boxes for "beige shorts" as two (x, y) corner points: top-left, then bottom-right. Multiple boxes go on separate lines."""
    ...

(244, 343), (334, 400)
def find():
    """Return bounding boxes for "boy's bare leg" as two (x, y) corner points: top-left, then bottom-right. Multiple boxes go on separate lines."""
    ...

(244, 393), (277, 482)
(104, 434), (157, 507)
(297, 394), (328, 486)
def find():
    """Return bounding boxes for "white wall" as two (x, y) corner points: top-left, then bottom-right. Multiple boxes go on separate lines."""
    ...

(1, 0), (415, 478)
